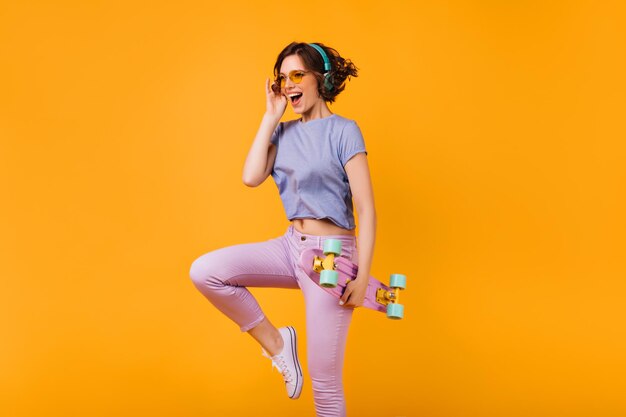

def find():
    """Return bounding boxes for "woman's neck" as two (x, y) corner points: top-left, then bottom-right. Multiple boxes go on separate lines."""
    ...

(300, 101), (333, 123)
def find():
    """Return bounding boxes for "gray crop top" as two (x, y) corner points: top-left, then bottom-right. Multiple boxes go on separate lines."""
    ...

(270, 114), (367, 230)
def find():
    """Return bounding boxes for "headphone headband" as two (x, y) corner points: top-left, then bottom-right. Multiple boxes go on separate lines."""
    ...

(308, 43), (332, 73)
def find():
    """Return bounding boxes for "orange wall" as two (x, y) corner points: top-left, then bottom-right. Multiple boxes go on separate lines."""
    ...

(1, 1), (625, 416)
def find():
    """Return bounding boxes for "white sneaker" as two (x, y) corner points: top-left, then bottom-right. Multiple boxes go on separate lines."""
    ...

(262, 326), (303, 399)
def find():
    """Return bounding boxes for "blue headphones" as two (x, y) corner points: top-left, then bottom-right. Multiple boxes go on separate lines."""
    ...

(308, 43), (334, 92)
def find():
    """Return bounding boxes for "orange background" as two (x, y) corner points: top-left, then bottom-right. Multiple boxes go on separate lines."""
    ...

(1, 1), (625, 416)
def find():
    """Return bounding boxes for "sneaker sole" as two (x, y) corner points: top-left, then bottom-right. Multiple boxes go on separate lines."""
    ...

(286, 326), (303, 399)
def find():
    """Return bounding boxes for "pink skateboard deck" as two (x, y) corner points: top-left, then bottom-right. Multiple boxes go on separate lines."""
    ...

(300, 248), (404, 316)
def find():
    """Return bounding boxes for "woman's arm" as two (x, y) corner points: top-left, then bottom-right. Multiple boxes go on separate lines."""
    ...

(242, 113), (279, 187)
(340, 152), (377, 307)
(242, 78), (286, 187)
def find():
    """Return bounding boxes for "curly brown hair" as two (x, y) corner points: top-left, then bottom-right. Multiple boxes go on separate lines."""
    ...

(272, 42), (358, 103)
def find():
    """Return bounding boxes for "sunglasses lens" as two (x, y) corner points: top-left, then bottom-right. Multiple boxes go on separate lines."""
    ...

(278, 71), (306, 89)
(291, 72), (304, 83)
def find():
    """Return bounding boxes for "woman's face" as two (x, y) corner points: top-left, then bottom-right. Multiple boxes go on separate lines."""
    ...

(279, 54), (321, 114)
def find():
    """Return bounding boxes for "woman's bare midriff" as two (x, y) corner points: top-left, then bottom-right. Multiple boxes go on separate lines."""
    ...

(292, 218), (355, 236)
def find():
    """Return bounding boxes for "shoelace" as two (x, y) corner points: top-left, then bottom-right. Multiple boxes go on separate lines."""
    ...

(262, 350), (294, 384)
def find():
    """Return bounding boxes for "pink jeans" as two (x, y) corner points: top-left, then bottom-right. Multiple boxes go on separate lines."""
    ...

(189, 225), (357, 417)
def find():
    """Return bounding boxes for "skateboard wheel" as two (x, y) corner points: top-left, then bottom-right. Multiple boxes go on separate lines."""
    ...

(389, 274), (406, 289)
(320, 270), (338, 288)
(386, 303), (404, 320)
(323, 239), (342, 256)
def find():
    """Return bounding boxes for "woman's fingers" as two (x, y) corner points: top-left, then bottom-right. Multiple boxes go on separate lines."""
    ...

(340, 285), (352, 306)
(264, 77), (288, 117)
(339, 291), (347, 305)
(265, 78), (271, 95)
(340, 281), (366, 308)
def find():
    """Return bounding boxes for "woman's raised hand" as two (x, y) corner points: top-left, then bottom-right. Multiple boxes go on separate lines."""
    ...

(265, 78), (287, 118)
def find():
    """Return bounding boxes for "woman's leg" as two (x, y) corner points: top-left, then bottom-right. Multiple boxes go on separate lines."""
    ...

(190, 231), (304, 399)
(189, 234), (297, 354)
(300, 276), (354, 417)
(248, 316), (284, 356)
(285, 228), (358, 417)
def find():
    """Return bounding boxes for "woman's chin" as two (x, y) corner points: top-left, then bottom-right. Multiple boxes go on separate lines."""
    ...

(290, 100), (307, 114)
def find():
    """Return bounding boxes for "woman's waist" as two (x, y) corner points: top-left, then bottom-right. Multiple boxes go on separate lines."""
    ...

(291, 218), (355, 237)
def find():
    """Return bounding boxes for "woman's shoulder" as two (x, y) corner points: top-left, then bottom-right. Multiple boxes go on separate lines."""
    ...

(331, 114), (363, 136)
(329, 114), (359, 127)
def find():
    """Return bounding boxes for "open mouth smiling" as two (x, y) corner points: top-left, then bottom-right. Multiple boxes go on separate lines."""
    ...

(288, 93), (303, 105)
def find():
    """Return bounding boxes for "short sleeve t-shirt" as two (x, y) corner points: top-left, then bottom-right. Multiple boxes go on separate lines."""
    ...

(270, 114), (367, 230)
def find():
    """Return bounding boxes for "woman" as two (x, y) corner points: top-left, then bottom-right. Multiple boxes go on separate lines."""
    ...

(190, 42), (376, 417)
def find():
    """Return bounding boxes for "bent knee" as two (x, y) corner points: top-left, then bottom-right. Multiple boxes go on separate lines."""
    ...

(189, 253), (224, 289)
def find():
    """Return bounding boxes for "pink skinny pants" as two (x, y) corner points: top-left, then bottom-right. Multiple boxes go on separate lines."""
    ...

(189, 225), (358, 417)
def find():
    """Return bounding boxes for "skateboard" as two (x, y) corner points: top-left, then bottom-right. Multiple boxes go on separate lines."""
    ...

(300, 239), (406, 319)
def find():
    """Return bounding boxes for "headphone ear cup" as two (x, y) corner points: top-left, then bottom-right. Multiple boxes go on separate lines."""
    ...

(324, 72), (334, 92)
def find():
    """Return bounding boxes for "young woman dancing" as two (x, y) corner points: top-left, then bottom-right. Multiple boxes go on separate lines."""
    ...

(190, 41), (375, 417)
